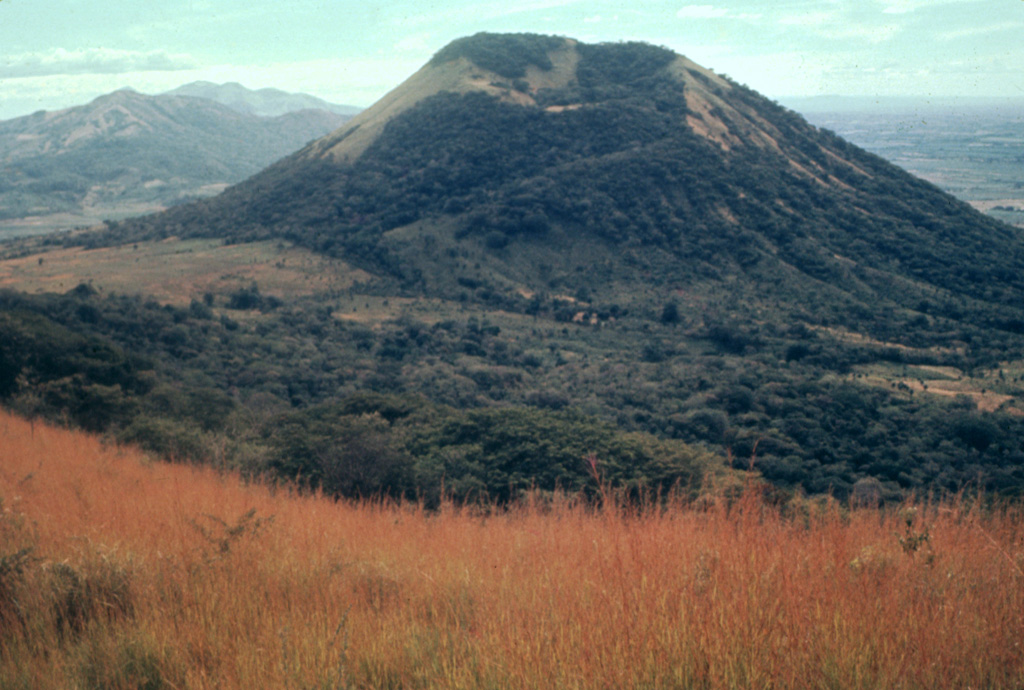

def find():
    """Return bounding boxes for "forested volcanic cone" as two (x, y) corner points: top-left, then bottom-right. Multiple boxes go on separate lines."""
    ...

(100, 32), (1024, 335)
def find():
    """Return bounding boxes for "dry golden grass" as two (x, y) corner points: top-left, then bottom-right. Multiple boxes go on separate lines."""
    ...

(1, 408), (1023, 689)
(0, 238), (368, 306)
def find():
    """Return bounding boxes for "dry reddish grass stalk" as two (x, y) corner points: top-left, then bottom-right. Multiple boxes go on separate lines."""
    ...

(1, 409), (1022, 689)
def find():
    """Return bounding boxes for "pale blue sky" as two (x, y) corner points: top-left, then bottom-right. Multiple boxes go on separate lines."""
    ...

(1, 0), (1022, 119)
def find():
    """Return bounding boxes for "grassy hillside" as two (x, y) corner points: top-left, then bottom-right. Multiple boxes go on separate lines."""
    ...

(1, 409), (1023, 689)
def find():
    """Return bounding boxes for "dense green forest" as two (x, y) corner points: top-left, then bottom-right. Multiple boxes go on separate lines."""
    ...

(2, 280), (1023, 502)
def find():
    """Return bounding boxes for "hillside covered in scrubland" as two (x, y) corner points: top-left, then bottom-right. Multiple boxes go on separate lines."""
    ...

(2, 410), (1023, 689)
(3, 33), (1024, 502)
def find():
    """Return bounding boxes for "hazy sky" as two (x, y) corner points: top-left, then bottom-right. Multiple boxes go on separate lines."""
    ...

(1, 0), (1022, 119)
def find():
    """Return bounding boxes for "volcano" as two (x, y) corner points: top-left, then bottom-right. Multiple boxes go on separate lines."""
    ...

(100, 33), (1024, 334)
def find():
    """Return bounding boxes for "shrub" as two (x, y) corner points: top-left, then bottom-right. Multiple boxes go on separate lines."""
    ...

(47, 556), (133, 637)
(0, 546), (34, 632)
(75, 634), (184, 690)
(268, 410), (413, 498)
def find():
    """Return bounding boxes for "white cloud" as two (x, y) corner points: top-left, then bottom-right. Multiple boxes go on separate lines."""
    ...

(393, 34), (435, 54)
(937, 21), (1024, 42)
(1, 48), (197, 79)
(878, 0), (993, 16)
(878, 0), (928, 14)
(776, 7), (900, 44)
(677, 5), (729, 19)
(776, 10), (841, 28)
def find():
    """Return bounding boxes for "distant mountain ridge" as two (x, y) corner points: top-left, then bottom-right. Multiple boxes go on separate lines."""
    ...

(0, 85), (352, 234)
(163, 81), (363, 118)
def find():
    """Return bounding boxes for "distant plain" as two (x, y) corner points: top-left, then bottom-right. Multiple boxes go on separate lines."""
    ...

(795, 99), (1024, 228)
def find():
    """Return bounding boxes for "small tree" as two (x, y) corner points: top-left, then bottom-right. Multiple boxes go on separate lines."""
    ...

(227, 282), (263, 311)
(660, 300), (680, 325)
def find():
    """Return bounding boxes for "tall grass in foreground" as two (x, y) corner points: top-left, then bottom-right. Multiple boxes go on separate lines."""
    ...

(1, 409), (1023, 689)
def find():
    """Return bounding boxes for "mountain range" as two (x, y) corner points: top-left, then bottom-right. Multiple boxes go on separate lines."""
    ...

(163, 81), (363, 118)
(0, 85), (357, 237)
(3, 33), (1024, 502)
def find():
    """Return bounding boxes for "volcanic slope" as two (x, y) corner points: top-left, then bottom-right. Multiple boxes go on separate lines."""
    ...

(102, 33), (1024, 336)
